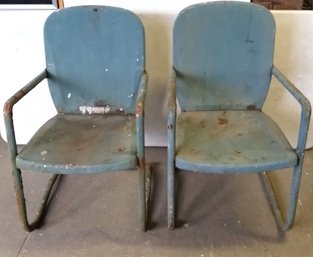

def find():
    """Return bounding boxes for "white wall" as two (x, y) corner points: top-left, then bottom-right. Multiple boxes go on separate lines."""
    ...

(0, 5), (56, 145)
(0, 2), (312, 148)
(263, 11), (313, 149)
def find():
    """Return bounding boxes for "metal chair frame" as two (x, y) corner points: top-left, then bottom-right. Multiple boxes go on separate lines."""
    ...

(3, 6), (151, 232)
(167, 2), (311, 231)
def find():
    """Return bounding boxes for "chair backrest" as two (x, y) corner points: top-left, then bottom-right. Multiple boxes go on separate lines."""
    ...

(44, 6), (144, 114)
(173, 2), (275, 111)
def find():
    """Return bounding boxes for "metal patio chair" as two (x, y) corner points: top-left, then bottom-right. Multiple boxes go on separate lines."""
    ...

(3, 6), (150, 232)
(167, 1), (311, 231)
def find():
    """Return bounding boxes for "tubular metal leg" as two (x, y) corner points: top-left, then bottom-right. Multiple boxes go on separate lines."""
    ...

(138, 164), (146, 231)
(138, 164), (152, 232)
(145, 165), (152, 221)
(260, 164), (302, 231)
(12, 166), (62, 232)
(167, 158), (175, 230)
(167, 108), (176, 230)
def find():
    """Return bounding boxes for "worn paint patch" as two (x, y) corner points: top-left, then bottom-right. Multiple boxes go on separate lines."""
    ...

(79, 105), (110, 115)
(217, 117), (228, 125)
(247, 104), (256, 110)
(41, 150), (48, 156)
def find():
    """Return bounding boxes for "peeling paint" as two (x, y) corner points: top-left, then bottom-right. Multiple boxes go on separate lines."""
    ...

(218, 117), (228, 125)
(40, 150), (48, 156)
(104, 106), (110, 113)
(79, 105), (110, 114)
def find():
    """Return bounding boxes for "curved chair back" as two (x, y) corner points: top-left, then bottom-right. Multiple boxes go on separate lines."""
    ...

(44, 6), (145, 114)
(173, 2), (275, 111)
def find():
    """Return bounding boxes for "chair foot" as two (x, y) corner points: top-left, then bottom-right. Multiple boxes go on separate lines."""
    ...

(167, 165), (175, 230)
(259, 168), (301, 231)
(15, 173), (62, 232)
(168, 219), (175, 230)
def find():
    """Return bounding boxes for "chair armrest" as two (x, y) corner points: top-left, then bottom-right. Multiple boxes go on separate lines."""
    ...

(135, 71), (148, 163)
(135, 71), (148, 118)
(168, 68), (177, 117)
(3, 69), (48, 118)
(3, 69), (48, 158)
(168, 68), (177, 161)
(272, 65), (311, 155)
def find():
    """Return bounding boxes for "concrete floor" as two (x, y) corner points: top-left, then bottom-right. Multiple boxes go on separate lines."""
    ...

(0, 137), (312, 257)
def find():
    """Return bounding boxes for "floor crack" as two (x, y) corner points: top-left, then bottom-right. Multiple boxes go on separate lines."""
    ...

(16, 233), (29, 257)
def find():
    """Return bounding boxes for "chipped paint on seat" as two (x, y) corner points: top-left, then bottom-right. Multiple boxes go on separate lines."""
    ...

(176, 111), (297, 173)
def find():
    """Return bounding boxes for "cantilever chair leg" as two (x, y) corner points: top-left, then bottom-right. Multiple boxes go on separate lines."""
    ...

(167, 157), (175, 230)
(145, 165), (152, 216)
(260, 163), (303, 231)
(138, 164), (151, 231)
(167, 121), (176, 230)
(12, 166), (62, 232)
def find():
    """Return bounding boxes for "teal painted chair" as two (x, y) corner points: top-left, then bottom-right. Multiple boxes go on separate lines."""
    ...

(3, 6), (150, 231)
(168, 2), (311, 231)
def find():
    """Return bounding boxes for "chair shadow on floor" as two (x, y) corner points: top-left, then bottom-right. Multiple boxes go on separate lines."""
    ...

(173, 170), (286, 243)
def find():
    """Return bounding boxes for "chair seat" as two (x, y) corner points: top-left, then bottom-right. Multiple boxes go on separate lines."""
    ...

(176, 111), (298, 173)
(16, 114), (137, 174)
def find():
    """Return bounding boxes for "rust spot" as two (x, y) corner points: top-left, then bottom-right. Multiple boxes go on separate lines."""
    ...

(247, 105), (256, 110)
(3, 101), (13, 117)
(190, 149), (199, 155)
(136, 102), (143, 117)
(218, 117), (228, 125)
(237, 133), (243, 136)
(234, 149), (241, 154)
(95, 100), (107, 107)
(4, 87), (36, 116)
(118, 147), (125, 152)
(138, 158), (145, 168)
(200, 121), (205, 128)
(15, 192), (22, 209)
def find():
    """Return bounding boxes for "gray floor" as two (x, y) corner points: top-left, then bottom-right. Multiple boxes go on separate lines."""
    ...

(0, 137), (312, 257)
